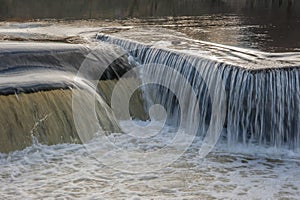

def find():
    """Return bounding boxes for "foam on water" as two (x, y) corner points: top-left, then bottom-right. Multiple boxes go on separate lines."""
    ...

(1, 121), (300, 199)
(99, 32), (300, 150)
(1, 21), (300, 199)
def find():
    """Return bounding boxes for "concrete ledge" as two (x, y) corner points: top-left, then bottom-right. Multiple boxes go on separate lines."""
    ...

(97, 29), (300, 70)
(99, 33), (300, 148)
(0, 42), (148, 152)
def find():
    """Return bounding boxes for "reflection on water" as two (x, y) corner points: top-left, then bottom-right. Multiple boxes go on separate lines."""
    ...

(0, 0), (299, 52)
(110, 15), (300, 52)
(0, 1), (300, 199)
(0, 0), (299, 20)
(0, 16), (299, 52)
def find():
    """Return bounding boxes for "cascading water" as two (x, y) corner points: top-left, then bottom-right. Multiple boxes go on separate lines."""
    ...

(1, 20), (300, 199)
(99, 34), (300, 150)
(2, 32), (299, 153)
(0, 42), (148, 152)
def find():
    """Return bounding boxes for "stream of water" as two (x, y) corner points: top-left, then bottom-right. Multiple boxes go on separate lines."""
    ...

(0, 2), (300, 198)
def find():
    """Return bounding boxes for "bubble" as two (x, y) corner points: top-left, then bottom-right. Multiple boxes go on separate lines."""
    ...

(72, 43), (226, 173)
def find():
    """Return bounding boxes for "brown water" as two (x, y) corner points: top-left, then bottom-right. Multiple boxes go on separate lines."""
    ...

(0, 24), (299, 198)
(0, 0), (299, 52)
(1, 1), (300, 199)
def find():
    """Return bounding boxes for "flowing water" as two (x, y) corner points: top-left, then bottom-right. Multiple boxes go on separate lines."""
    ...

(1, 126), (300, 199)
(99, 28), (300, 149)
(1, 1), (300, 198)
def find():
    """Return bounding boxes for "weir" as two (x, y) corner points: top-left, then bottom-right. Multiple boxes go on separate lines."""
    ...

(99, 32), (300, 149)
(0, 42), (146, 152)
(1, 33), (300, 152)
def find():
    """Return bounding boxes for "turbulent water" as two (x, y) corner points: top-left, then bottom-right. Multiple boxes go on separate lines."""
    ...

(100, 31), (300, 150)
(0, 20), (300, 199)
(1, 122), (300, 199)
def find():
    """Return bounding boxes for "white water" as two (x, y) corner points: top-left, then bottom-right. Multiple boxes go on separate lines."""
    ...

(100, 33), (300, 150)
(1, 22), (300, 199)
(0, 121), (300, 199)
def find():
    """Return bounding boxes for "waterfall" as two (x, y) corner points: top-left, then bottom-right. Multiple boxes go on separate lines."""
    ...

(0, 42), (148, 153)
(2, 38), (299, 152)
(99, 35), (300, 149)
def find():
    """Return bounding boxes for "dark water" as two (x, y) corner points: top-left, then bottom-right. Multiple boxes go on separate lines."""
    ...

(1, 1), (300, 199)
(0, 0), (299, 52)
(0, 0), (299, 20)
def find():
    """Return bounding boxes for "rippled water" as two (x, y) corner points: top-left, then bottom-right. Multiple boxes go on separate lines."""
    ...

(1, 8), (300, 199)
(1, 121), (300, 199)
(0, 13), (300, 52)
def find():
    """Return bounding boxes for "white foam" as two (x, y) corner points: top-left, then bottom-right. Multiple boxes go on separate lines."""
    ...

(1, 121), (299, 199)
